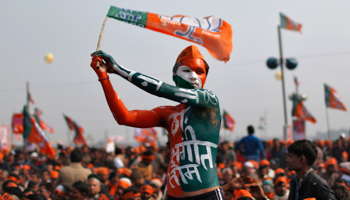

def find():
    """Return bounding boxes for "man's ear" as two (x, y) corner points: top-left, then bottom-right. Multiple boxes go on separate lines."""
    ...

(300, 155), (306, 164)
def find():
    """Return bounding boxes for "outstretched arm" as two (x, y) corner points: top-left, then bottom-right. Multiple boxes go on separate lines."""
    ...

(90, 57), (164, 128)
(91, 51), (219, 109)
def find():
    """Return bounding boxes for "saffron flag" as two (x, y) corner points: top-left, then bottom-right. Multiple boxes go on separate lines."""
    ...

(63, 114), (87, 145)
(27, 118), (56, 160)
(22, 106), (55, 159)
(223, 110), (235, 132)
(280, 13), (302, 33)
(325, 84), (347, 111)
(34, 115), (54, 134)
(106, 6), (233, 62)
(292, 94), (316, 123)
(11, 113), (23, 134)
(134, 128), (158, 143)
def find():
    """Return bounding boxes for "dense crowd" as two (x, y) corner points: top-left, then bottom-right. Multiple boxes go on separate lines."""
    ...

(0, 134), (349, 200)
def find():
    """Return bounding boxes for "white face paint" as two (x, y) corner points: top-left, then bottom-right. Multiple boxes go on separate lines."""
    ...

(176, 66), (202, 89)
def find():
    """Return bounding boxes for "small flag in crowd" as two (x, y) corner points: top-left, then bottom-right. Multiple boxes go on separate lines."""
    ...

(292, 94), (316, 123)
(34, 108), (55, 134)
(223, 110), (235, 132)
(63, 114), (87, 145)
(134, 128), (158, 143)
(11, 113), (24, 134)
(106, 6), (233, 62)
(280, 13), (302, 33)
(22, 106), (56, 159)
(325, 84), (347, 111)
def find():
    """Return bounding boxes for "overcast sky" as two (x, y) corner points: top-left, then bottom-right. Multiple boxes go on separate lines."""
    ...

(1, 1), (350, 147)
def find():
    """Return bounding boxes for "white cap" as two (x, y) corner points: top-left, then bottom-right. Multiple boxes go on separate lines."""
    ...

(340, 133), (346, 138)
(244, 161), (254, 168)
(30, 152), (38, 158)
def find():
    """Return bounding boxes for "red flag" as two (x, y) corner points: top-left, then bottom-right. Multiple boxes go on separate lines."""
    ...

(223, 110), (235, 132)
(27, 118), (56, 159)
(107, 6), (233, 62)
(325, 84), (347, 111)
(63, 114), (87, 145)
(11, 113), (23, 134)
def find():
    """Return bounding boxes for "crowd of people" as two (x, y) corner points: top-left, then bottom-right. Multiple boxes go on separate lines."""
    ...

(0, 132), (349, 200)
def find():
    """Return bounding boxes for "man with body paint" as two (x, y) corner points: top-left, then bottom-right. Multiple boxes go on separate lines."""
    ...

(90, 45), (223, 200)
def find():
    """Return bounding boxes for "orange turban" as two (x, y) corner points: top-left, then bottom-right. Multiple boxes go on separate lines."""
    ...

(96, 167), (109, 175)
(274, 176), (288, 186)
(317, 140), (324, 146)
(233, 189), (253, 200)
(267, 140), (273, 146)
(118, 168), (132, 177)
(324, 158), (337, 169)
(218, 163), (226, 169)
(260, 159), (270, 167)
(122, 191), (140, 200)
(325, 139), (331, 145)
(87, 163), (94, 168)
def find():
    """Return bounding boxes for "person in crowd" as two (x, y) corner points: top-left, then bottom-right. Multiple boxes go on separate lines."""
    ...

(38, 182), (53, 200)
(136, 151), (154, 183)
(116, 178), (132, 200)
(140, 184), (154, 200)
(320, 157), (338, 187)
(106, 171), (119, 197)
(332, 139), (346, 163)
(149, 178), (163, 200)
(90, 45), (223, 199)
(69, 181), (88, 200)
(114, 147), (125, 169)
(55, 149), (91, 187)
(331, 182), (350, 200)
(273, 176), (289, 200)
(130, 169), (145, 188)
(121, 186), (141, 200)
(286, 139), (336, 200)
(221, 168), (234, 185)
(235, 125), (266, 162)
(86, 174), (109, 200)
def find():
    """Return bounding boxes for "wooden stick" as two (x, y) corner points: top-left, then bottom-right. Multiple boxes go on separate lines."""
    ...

(96, 16), (108, 69)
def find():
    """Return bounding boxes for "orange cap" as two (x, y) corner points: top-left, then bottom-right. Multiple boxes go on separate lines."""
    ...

(325, 139), (331, 145)
(54, 166), (60, 171)
(232, 161), (243, 170)
(87, 163), (94, 168)
(118, 179), (131, 188)
(140, 185), (154, 194)
(133, 147), (140, 154)
(287, 140), (294, 146)
(51, 171), (59, 179)
(175, 45), (206, 65)
(218, 163), (225, 169)
(275, 168), (285, 176)
(267, 140), (273, 146)
(280, 140), (286, 145)
(324, 158), (337, 169)
(260, 159), (270, 167)
(118, 168), (132, 177)
(248, 160), (259, 169)
(317, 140), (324, 146)
(96, 167), (109, 175)
(342, 151), (348, 159)
(233, 189), (253, 199)
(274, 176), (288, 186)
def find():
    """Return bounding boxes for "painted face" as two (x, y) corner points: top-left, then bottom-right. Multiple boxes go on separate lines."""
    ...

(173, 58), (207, 89)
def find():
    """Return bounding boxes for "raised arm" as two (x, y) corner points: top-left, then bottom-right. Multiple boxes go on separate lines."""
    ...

(91, 51), (219, 109)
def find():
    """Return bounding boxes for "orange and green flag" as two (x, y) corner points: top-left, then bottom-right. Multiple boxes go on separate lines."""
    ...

(325, 84), (347, 111)
(280, 13), (302, 33)
(106, 6), (233, 62)
(63, 114), (87, 145)
(223, 110), (235, 132)
(292, 94), (316, 123)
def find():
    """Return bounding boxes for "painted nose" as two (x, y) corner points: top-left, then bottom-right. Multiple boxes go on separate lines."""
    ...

(189, 71), (197, 80)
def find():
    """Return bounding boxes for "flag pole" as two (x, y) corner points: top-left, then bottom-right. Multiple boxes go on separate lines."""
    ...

(325, 107), (331, 140)
(278, 25), (288, 141)
(95, 16), (108, 69)
(24, 82), (30, 151)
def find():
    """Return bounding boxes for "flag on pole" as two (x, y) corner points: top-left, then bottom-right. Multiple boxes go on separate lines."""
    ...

(63, 114), (87, 145)
(325, 84), (347, 111)
(22, 106), (55, 159)
(11, 113), (24, 134)
(106, 6), (233, 62)
(292, 94), (316, 123)
(34, 108), (54, 133)
(134, 128), (158, 143)
(223, 110), (235, 132)
(280, 13), (302, 33)
(27, 117), (56, 159)
(27, 91), (35, 105)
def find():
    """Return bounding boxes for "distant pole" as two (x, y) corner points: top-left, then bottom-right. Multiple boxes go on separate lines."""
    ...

(325, 107), (331, 140)
(278, 25), (288, 141)
(24, 82), (30, 151)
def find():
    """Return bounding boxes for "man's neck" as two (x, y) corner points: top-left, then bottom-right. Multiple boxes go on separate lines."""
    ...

(296, 166), (312, 179)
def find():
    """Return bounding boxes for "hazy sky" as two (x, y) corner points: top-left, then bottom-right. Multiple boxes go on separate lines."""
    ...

(1, 1), (350, 147)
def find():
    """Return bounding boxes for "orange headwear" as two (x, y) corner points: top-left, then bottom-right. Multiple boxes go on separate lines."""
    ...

(218, 163), (226, 169)
(118, 168), (132, 177)
(174, 45), (208, 72)
(21, 165), (30, 170)
(280, 140), (286, 145)
(232, 161), (243, 170)
(54, 165), (60, 171)
(87, 163), (94, 168)
(317, 140), (324, 147)
(287, 140), (294, 146)
(233, 189), (253, 200)
(275, 168), (285, 176)
(96, 167), (109, 175)
(274, 176), (288, 186)
(133, 147), (140, 154)
(140, 185), (154, 195)
(267, 140), (273, 146)
(122, 191), (141, 200)
(342, 151), (348, 160)
(0, 193), (14, 200)
(324, 158), (337, 169)
(118, 179), (131, 189)
(8, 176), (19, 184)
(260, 159), (270, 167)
(51, 171), (59, 179)
(6, 182), (18, 188)
(248, 160), (259, 169)
(325, 139), (331, 146)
